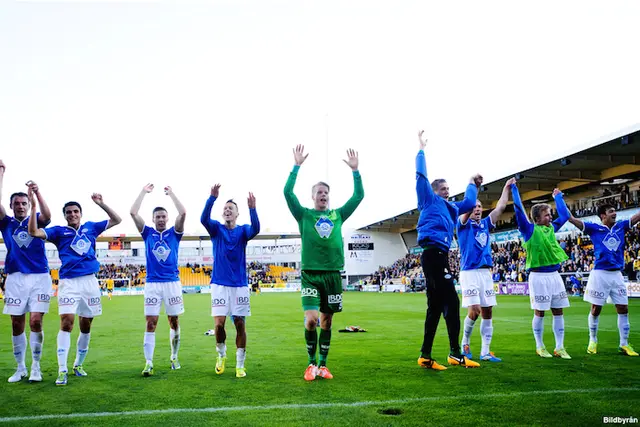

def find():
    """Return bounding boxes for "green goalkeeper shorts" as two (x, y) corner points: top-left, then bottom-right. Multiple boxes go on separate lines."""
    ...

(301, 270), (343, 314)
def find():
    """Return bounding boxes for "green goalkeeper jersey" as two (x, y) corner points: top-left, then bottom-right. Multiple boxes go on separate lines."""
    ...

(284, 165), (364, 271)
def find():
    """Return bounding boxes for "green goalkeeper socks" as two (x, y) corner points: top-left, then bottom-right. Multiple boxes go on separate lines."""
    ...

(319, 328), (332, 367)
(305, 329), (318, 365)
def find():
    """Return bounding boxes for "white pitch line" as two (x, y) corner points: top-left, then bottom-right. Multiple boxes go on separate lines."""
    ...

(0, 387), (638, 423)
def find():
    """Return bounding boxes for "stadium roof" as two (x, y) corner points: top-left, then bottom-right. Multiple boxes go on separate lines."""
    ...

(359, 125), (640, 234)
(0, 231), (300, 245)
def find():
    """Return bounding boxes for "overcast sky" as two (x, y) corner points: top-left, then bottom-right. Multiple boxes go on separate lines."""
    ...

(1, 0), (639, 236)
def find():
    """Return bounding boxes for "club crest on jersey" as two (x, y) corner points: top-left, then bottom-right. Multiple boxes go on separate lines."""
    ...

(152, 241), (171, 262)
(603, 233), (621, 252)
(12, 229), (33, 248)
(70, 234), (91, 255)
(315, 217), (334, 238)
(475, 231), (488, 247)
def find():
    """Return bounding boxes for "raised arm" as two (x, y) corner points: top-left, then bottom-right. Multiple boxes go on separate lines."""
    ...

(337, 149), (364, 221)
(284, 145), (307, 221)
(0, 160), (7, 220)
(92, 193), (122, 230)
(551, 188), (570, 232)
(459, 211), (471, 226)
(454, 176), (481, 214)
(26, 181), (51, 227)
(246, 192), (260, 239)
(415, 130), (435, 209)
(567, 213), (585, 231)
(489, 178), (515, 224)
(130, 184), (152, 233)
(165, 186), (186, 233)
(511, 182), (534, 241)
(631, 210), (640, 227)
(201, 184), (220, 236)
(27, 188), (46, 239)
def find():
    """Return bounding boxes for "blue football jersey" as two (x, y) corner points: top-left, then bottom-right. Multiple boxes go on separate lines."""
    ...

(0, 213), (49, 274)
(582, 220), (630, 271)
(44, 220), (108, 279)
(201, 196), (260, 287)
(142, 225), (182, 282)
(457, 216), (495, 271)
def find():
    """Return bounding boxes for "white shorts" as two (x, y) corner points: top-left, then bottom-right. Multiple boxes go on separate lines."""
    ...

(211, 284), (251, 317)
(2, 272), (53, 316)
(144, 281), (185, 316)
(58, 275), (102, 318)
(529, 271), (570, 311)
(459, 269), (497, 308)
(583, 270), (628, 306)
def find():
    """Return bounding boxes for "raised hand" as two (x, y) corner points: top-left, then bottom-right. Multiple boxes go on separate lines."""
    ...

(471, 174), (483, 187)
(27, 186), (36, 205)
(143, 183), (154, 193)
(418, 130), (427, 150)
(293, 144), (309, 166)
(342, 148), (359, 171)
(91, 193), (104, 205)
(505, 177), (517, 187)
(164, 186), (173, 196)
(25, 180), (39, 194)
(553, 188), (562, 197)
(211, 184), (221, 198)
(248, 192), (256, 209)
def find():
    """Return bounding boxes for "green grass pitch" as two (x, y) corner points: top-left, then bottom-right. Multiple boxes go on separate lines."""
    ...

(0, 293), (639, 426)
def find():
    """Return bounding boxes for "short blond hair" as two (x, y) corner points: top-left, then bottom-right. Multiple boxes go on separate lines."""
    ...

(531, 203), (551, 222)
(312, 181), (330, 194)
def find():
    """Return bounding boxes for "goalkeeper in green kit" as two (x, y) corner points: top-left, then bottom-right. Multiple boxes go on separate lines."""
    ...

(284, 144), (364, 381)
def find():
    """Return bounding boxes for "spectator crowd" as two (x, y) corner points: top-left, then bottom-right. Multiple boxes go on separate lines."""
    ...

(369, 225), (640, 288)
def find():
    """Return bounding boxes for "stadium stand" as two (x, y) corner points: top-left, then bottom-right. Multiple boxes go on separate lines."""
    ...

(4, 261), (300, 289)
(367, 223), (640, 292)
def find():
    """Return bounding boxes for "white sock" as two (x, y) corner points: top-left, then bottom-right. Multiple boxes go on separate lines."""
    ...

(74, 332), (91, 367)
(618, 314), (630, 347)
(144, 332), (156, 364)
(216, 343), (227, 358)
(552, 315), (565, 350)
(57, 331), (71, 373)
(236, 348), (246, 369)
(480, 318), (493, 355)
(30, 331), (44, 366)
(12, 333), (27, 370)
(461, 316), (476, 347)
(170, 328), (180, 360)
(588, 313), (599, 343)
(532, 315), (544, 348)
